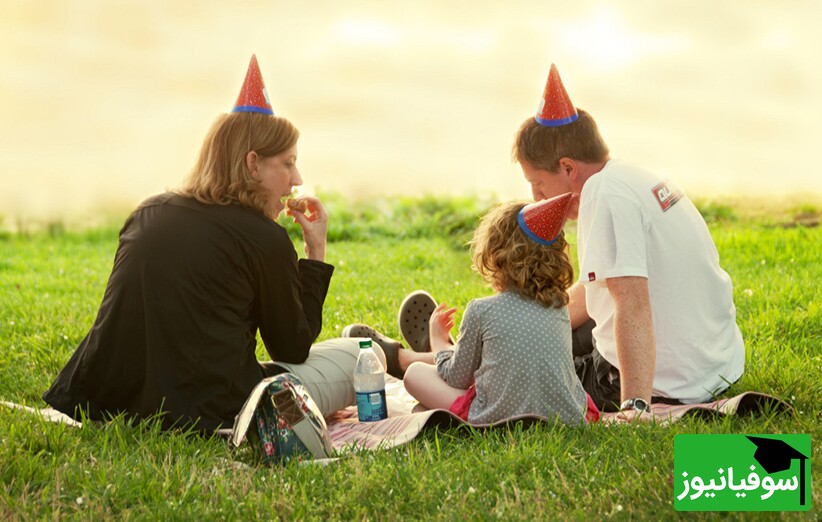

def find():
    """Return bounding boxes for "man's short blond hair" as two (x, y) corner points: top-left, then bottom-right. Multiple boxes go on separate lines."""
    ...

(512, 109), (609, 172)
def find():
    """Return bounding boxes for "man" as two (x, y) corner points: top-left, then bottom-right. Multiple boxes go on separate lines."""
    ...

(512, 64), (745, 419)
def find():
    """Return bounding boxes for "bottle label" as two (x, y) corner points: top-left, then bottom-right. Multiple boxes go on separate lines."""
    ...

(355, 390), (387, 422)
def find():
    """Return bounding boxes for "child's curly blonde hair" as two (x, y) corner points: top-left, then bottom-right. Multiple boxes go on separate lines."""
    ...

(471, 201), (574, 308)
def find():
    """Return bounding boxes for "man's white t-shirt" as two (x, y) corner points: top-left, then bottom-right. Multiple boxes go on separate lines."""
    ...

(577, 159), (745, 403)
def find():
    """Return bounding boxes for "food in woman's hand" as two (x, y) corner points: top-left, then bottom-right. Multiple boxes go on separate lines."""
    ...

(287, 198), (308, 212)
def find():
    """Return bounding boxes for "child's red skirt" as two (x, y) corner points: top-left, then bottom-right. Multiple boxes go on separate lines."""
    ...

(448, 385), (601, 424)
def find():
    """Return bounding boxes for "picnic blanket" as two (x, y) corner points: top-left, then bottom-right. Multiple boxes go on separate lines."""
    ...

(1, 378), (793, 456)
(321, 377), (795, 453)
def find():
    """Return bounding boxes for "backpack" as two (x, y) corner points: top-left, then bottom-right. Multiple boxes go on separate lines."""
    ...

(231, 373), (333, 464)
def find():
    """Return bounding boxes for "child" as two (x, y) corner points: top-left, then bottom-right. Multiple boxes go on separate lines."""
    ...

(403, 193), (600, 425)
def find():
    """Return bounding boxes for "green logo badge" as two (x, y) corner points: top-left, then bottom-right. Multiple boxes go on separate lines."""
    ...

(674, 434), (811, 511)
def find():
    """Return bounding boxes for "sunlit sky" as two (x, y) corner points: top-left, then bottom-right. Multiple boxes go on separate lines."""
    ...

(2, 1), (821, 223)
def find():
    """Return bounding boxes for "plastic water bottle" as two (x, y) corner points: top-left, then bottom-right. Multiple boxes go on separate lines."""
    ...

(353, 339), (388, 422)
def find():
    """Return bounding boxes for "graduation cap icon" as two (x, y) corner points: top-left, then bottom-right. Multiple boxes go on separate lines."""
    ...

(746, 436), (809, 506)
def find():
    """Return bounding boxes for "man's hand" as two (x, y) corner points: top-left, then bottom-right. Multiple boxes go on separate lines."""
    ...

(615, 408), (655, 423)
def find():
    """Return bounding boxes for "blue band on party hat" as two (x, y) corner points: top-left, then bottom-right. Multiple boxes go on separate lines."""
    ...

(232, 105), (275, 115)
(535, 113), (579, 127)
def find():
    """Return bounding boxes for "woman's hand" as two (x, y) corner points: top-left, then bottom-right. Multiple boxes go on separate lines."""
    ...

(286, 196), (328, 262)
(429, 303), (457, 353)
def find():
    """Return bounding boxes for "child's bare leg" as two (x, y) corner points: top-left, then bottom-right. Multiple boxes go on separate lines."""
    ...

(403, 361), (465, 410)
(397, 350), (435, 373)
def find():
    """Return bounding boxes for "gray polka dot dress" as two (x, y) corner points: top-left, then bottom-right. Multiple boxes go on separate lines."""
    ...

(434, 290), (588, 425)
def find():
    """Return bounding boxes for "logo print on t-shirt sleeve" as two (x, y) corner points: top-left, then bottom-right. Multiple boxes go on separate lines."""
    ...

(652, 181), (683, 212)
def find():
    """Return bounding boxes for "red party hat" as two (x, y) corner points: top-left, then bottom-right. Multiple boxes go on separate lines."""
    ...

(535, 64), (578, 127)
(517, 192), (575, 245)
(232, 55), (274, 115)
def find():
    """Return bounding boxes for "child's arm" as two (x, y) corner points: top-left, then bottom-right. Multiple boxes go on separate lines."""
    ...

(434, 300), (482, 390)
(429, 303), (457, 353)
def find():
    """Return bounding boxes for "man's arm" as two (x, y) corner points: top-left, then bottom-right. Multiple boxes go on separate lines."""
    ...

(606, 276), (655, 404)
(568, 282), (590, 330)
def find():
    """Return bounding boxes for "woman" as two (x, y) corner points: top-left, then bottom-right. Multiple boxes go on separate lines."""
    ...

(42, 56), (381, 431)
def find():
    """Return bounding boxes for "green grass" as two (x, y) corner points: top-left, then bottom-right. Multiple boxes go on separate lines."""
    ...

(1, 196), (820, 520)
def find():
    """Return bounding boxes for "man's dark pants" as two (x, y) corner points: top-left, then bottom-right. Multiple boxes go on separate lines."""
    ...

(572, 320), (683, 412)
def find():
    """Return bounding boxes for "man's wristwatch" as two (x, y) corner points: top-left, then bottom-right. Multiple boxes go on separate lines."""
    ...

(620, 398), (651, 413)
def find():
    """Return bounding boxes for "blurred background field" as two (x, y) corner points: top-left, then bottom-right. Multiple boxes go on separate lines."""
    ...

(2, 190), (821, 237)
